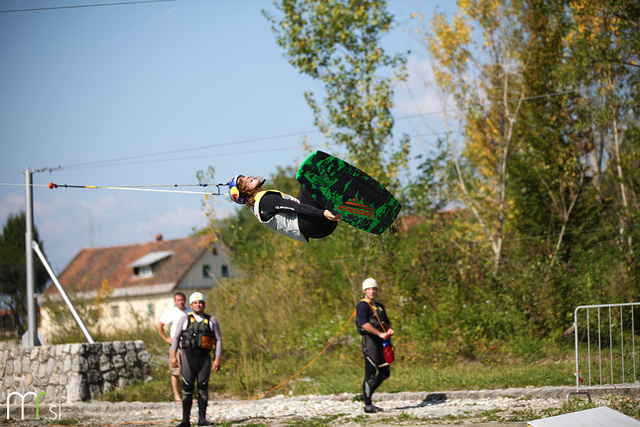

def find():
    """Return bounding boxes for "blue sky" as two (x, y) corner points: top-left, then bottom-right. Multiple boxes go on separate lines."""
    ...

(0, 0), (453, 273)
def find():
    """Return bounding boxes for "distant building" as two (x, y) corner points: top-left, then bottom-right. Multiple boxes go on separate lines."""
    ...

(0, 309), (18, 338)
(40, 234), (234, 338)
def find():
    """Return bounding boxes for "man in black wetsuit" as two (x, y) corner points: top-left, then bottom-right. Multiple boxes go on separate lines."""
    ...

(355, 278), (394, 413)
(171, 292), (222, 427)
(229, 174), (340, 242)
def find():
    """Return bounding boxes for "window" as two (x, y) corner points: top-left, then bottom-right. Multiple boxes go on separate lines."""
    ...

(127, 251), (173, 278)
(147, 303), (154, 317)
(221, 265), (229, 278)
(133, 265), (153, 278)
(202, 264), (212, 279)
(111, 305), (120, 318)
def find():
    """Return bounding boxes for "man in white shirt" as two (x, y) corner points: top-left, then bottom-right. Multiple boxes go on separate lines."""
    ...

(156, 291), (193, 403)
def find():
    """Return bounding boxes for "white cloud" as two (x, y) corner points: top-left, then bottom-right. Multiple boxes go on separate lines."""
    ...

(395, 55), (441, 117)
(393, 54), (462, 152)
(133, 206), (207, 236)
(7, 183), (228, 273)
(34, 193), (128, 238)
(0, 192), (25, 220)
(77, 194), (127, 220)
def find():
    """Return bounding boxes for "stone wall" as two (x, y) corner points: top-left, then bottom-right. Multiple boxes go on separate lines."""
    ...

(0, 340), (151, 404)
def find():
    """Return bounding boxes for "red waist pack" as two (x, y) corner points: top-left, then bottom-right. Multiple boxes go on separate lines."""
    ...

(383, 338), (394, 363)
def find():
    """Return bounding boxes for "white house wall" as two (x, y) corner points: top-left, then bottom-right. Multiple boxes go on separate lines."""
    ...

(40, 293), (176, 340)
(176, 247), (235, 290)
(40, 240), (236, 341)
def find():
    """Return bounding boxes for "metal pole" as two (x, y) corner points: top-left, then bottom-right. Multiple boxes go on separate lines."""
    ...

(574, 307), (580, 391)
(24, 169), (38, 346)
(32, 241), (94, 343)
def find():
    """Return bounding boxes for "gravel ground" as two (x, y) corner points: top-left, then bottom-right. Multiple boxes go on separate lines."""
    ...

(1, 386), (628, 427)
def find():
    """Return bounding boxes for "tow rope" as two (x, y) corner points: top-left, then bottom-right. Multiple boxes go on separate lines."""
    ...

(218, 309), (357, 408)
(48, 182), (230, 197)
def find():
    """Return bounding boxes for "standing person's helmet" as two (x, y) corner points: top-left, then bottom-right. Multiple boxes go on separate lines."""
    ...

(228, 175), (246, 205)
(362, 278), (378, 291)
(189, 292), (205, 304)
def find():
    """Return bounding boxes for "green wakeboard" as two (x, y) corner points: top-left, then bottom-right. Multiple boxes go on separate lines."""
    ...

(296, 150), (401, 235)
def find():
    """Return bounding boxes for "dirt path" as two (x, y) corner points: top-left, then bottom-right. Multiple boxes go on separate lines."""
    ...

(0, 386), (604, 426)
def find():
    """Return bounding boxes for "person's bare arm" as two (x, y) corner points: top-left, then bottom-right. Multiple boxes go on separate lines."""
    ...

(155, 321), (172, 344)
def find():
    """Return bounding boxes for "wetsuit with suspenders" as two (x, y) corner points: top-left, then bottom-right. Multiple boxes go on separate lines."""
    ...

(173, 312), (222, 426)
(355, 298), (391, 408)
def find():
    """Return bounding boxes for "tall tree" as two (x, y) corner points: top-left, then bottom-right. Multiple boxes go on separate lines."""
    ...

(511, 0), (639, 265)
(561, 0), (640, 255)
(263, 0), (410, 188)
(418, 0), (528, 271)
(0, 212), (49, 335)
(511, 0), (599, 266)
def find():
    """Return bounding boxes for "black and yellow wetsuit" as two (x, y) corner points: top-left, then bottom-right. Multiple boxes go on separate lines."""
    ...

(254, 187), (338, 241)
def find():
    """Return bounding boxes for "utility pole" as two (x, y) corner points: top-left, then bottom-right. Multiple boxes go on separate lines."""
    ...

(88, 218), (94, 248)
(24, 169), (38, 346)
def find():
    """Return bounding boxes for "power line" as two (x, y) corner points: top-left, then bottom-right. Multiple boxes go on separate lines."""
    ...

(33, 80), (637, 173)
(62, 145), (307, 170)
(56, 132), (316, 171)
(0, 0), (176, 13)
(0, 183), (51, 188)
(47, 182), (228, 196)
(396, 79), (640, 122)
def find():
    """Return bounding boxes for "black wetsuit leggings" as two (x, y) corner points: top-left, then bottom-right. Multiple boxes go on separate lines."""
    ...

(298, 187), (338, 239)
(363, 354), (391, 405)
(181, 349), (211, 421)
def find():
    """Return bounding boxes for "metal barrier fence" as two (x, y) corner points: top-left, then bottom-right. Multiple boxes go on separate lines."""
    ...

(571, 302), (640, 400)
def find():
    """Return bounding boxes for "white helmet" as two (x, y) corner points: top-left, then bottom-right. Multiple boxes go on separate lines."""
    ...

(189, 292), (205, 304)
(362, 278), (378, 291)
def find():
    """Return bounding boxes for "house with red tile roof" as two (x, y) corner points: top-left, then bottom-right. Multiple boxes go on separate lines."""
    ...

(40, 233), (234, 338)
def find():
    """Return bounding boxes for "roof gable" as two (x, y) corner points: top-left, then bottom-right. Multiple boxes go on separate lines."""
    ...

(48, 235), (215, 295)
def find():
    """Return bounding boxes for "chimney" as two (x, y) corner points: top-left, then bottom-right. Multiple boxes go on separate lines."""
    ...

(155, 233), (163, 241)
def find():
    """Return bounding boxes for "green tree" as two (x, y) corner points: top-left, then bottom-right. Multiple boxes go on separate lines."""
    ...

(510, 0), (638, 267)
(417, 0), (528, 271)
(509, 0), (597, 267)
(0, 212), (49, 335)
(560, 0), (640, 256)
(263, 0), (410, 187)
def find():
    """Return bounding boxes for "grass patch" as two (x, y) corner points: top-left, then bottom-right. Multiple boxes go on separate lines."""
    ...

(99, 378), (172, 402)
(280, 415), (344, 426)
(386, 359), (574, 392)
(46, 419), (80, 426)
(98, 353), (175, 402)
(99, 346), (576, 402)
(46, 317), (576, 403)
(209, 349), (575, 399)
(478, 408), (504, 421)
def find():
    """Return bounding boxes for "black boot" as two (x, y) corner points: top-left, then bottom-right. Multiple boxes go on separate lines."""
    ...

(364, 404), (382, 413)
(197, 394), (212, 426)
(178, 393), (193, 426)
(362, 382), (374, 406)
